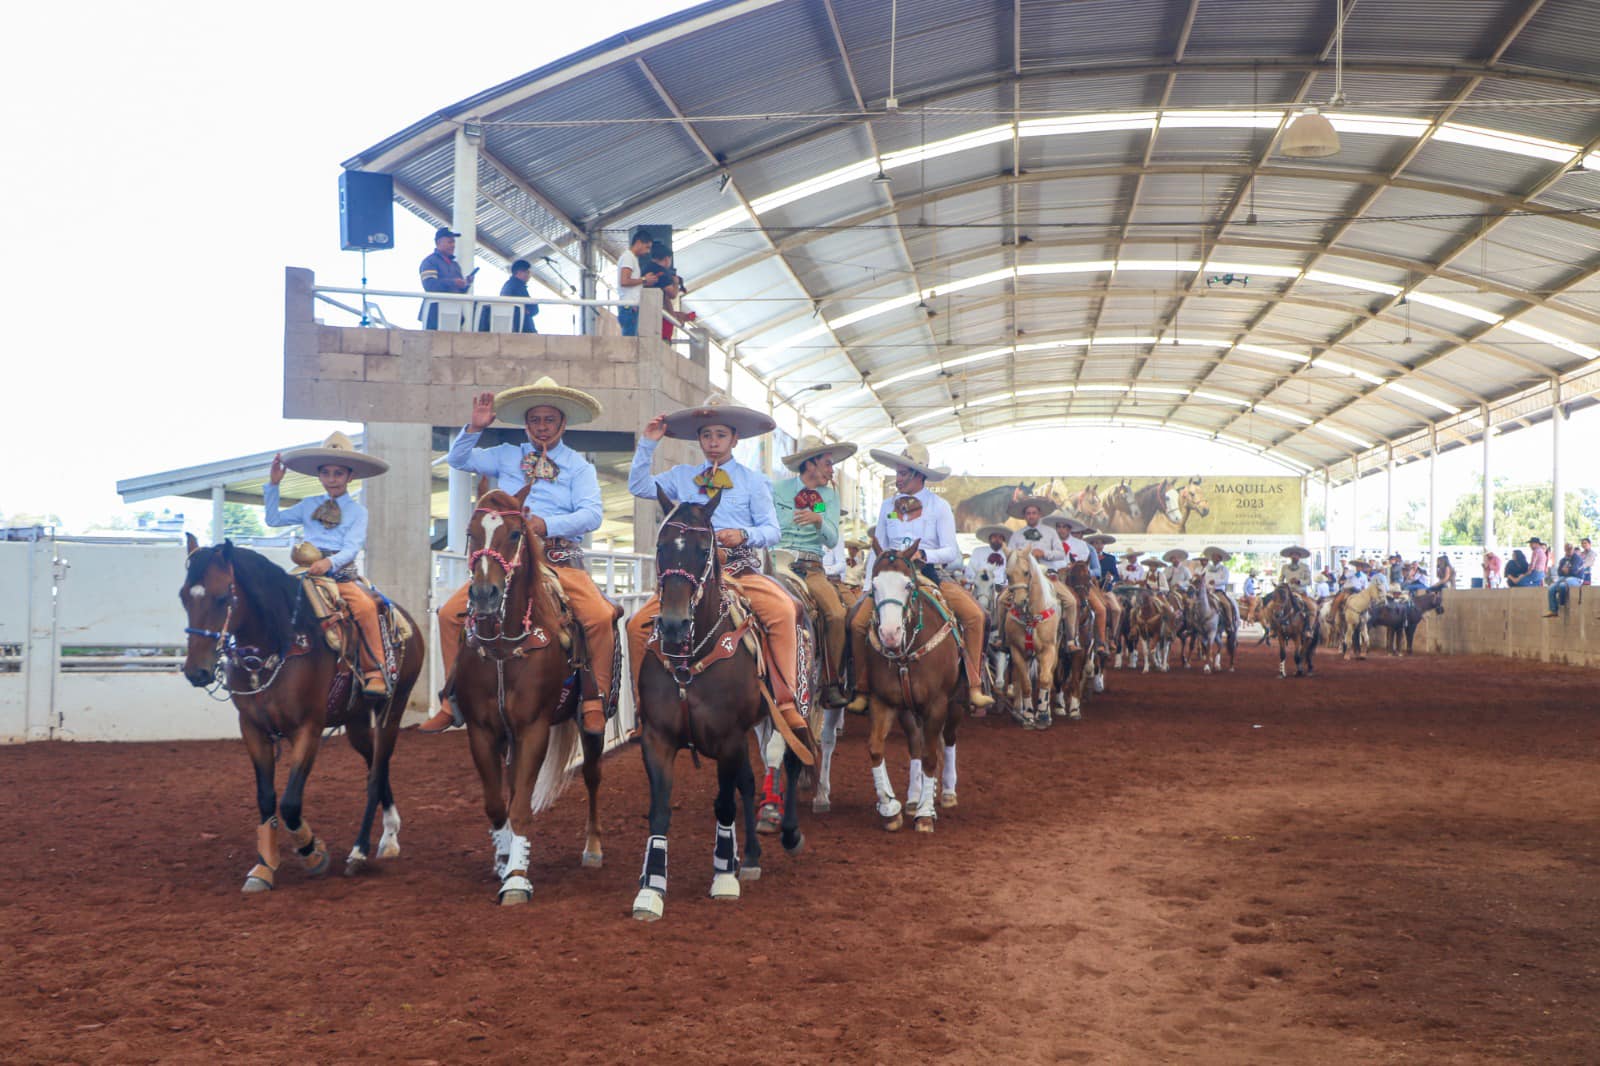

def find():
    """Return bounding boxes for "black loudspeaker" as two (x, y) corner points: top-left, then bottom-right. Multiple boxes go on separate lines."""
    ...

(633, 224), (673, 256)
(339, 171), (395, 251)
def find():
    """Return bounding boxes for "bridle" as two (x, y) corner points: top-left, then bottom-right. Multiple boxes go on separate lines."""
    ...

(184, 571), (297, 698)
(466, 506), (538, 651)
(653, 505), (734, 679)
(871, 557), (927, 661)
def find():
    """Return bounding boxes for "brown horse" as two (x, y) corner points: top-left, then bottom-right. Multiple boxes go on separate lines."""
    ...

(456, 486), (605, 905)
(862, 541), (965, 831)
(1265, 585), (1320, 678)
(1128, 585), (1175, 673)
(180, 536), (423, 893)
(1058, 560), (1105, 719)
(1001, 548), (1062, 730)
(1146, 478), (1210, 535)
(1104, 479), (1145, 534)
(1068, 484), (1109, 529)
(631, 490), (811, 922)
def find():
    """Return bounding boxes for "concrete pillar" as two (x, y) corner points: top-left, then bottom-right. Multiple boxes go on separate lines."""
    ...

(640, 287), (665, 347)
(580, 234), (599, 336)
(1322, 475), (1333, 569)
(1385, 447), (1395, 558)
(447, 466), (472, 553)
(1350, 454), (1360, 557)
(1428, 424), (1439, 563)
(211, 483), (226, 543)
(1481, 404), (1494, 556)
(362, 422), (434, 714)
(453, 125), (481, 291)
(1551, 377), (1564, 553)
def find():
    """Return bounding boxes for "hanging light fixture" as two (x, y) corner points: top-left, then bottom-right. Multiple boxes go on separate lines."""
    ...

(1282, 0), (1347, 158)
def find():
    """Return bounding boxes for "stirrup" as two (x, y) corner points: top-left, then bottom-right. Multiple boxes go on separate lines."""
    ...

(845, 692), (869, 713)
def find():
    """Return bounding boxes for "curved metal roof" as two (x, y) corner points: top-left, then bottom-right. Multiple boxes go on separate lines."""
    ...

(344, 0), (1600, 478)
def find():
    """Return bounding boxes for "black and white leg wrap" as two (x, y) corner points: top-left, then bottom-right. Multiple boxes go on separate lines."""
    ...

(639, 834), (669, 894)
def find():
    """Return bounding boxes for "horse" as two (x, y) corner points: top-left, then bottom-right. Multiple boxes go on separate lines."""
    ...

(1146, 478), (1210, 536)
(1001, 548), (1061, 729)
(455, 486), (605, 905)
(1335, 583), (1388, 659)
(1067, 484), (1109, 529)
(631, 489), (811, 922)
(1180, 585), (1232, 673)
(179, 536), (423, 894)
(1128, 585), (1175, 674)
(861, 540), (965, 831)
(1366, 588), (1445, 656)
(1057, 560), (1104, 720)
(767, 547), (829, 822)
(1265, 585), (1320, 678)
(1104, 479), (1145, 534)
(954, 481), (1038, 533)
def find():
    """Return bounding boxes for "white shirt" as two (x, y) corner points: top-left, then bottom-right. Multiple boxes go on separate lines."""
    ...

(1007, 523), (1066, 564)
(1312, 579), (1333, 598)
(869, 488), (961, 572)
(1344, 570), (1369, 592)
(968, 545), (1008, 587)
(1203, 562), (1231, 592)
(1170, 562), (1194, 590)
(1123, 561), (1147, 583)
(617, 250), (644, 306)
(822, 540), (847, 578)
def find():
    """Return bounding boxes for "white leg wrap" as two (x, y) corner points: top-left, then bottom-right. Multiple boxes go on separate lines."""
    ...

(491, 822), (512, 879)
(941, 744), (957, 793)
(917, 773), (938, 820)
(1114, 653), (1123, 669)
(505, 832), (531, 875)
(378, 804), (401, 859)
(1092, 672), (1105, 693)
(712, 822), (738, 874)
(871, 763), (901, 818)
(905, 758), (923, 805)
(763, 726), (787, 769)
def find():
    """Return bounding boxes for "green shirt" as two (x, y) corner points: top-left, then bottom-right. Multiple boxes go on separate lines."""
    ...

(772, 475), (840, 556)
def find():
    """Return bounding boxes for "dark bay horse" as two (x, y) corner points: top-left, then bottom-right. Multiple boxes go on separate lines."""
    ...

(861, 541), (965, 829)
(1104, 479), (1145, 534)
(180, 537), (423, 893)
(1367, 588), (1445, 656)
(953, 481), (1038, 533)
(1265, 586), (1320, 678)
(631, 489), (811, 922)
(457, 486), (605, 906)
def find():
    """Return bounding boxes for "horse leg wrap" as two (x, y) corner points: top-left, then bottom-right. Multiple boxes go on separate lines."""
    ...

(491, 822), (513, 880)
(378, 805), (401, 860)
(905, 758), (924, 807)
(916, 772), (938, 821)
(504, 833), (531, 877)
(639, 835), (669, 894)
(713, 821), (740, 875)
(243, 818), (280, 894)
(871, 763), (902, 819)
(942, 744), (958, 795)
(290, 820), (330, 876)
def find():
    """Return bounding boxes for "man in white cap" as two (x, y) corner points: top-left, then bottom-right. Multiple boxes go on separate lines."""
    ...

(774, 435), (857, 706)
(849, 444), (993, 710)
(627, 396), (808, 732)
(1007, 496), (1067, 567)
(264, 433), (389, 701)
(422, 377), (617, 736)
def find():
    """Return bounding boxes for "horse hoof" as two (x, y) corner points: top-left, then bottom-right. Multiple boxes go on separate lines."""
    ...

(1202, 665), (1212, 675)
(499, 889), (531, 907)
(710, 873), (741, 901)
(783, 832), (805, 856)
(303, 841), (331, 877)
(739, 865), (761, 882)
(1068, 710), (1082, 721)
(914, 818), (935, 834)
(884, 814), (903, 832)
(581, 850), (604, 869)
(756, 803), (782, 835)
(812, 798), (831, 814)
(632, 888), (665, 921)
(241, 876), (274, 895)
(344, 851), (368, 877)
(377, 837), (400, 861)
(940, 792), (958, 810)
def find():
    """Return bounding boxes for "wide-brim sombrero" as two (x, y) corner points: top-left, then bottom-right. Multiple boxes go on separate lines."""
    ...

(1086, 533), (1117, 547)
(782, 435), (857, 471)
(494, 376), (602, 427)
(975, 524), (1012, 543)
(846, 538), (869, 551)
(1142, 557), (1166, 569)
(1006, 495), (1058, 519)
(1163, 548), (1189, 564)
(1202, 545), (1231, 561)
(867, 443), (949, 482)
(1281, 545), (1310, 559)
(662, 394), (776, 440)
(1044, 511), (1094, 535)
(1122, 548), (1142, 559)
(281, 431), (388, 479)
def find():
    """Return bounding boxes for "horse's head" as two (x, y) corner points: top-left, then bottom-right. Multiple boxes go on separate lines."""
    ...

(1416, 588), (1445, 615)
(467, 484), (535, 622)
(1180, 481), (1210, 518)
(871, 539), (920, 652)
(1159, 485), (1183, 523)
(654, 487), (722, 651)
(179, 533), (237, 687)
(1064, 559), (1093, 591)
(1004, 548), (1036, 612)
(1108, 480), (1140, 518)
(973, 568), (996, 608)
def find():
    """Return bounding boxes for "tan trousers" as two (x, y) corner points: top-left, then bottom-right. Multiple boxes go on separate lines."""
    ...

(338, 581), (384, 685)
(801, 566), (847, 684)
(1045, 580), (1081, 646)
(438, 567), (617, 708)
(849, 579), (986, 692)
(626, 572), (799, 709)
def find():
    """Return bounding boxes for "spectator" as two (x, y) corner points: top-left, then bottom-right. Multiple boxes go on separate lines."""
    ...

(418, 226), (475, 329)
(1518, 537), (1549, 586)
(615, 229), (660, 337)
(1387, 554), (1403, 585)
(1545, 537), (1595, 617)
(646, 244), (697, 342)
(1482, 550), (1502, 588)
(1433, 554), (1456, 591)
(1312, 570), (1334, 599)
(1505, 549), (1529, 585)
(1402, 561), (1429, 592)
(481, 258), (539, 333)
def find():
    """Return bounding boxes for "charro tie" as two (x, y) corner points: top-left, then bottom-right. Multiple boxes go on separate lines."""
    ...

(310, 497), (342, 529)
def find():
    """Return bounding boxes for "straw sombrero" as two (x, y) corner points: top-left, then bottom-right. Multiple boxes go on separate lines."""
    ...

(1163, 548), (1189, 564)
(975, 524), (1013, 543)
(1142, 557), (1166, 569)
(846, 537), (869, 551)
(1122, 548), (1142, 559)
(662, 394), (776, 439)
(867, 442), (949, 482)
(493, 375), (602, 427)
(1006, 495), (1057, 519)
(281, 432), (387, 479)
(1045, 512), (1094, 536)
(1086, 533), (1117, 547)
(1202, 546), (1231, 562)
(1281, 545), (1310, 559)
(782, 434), (857, 471)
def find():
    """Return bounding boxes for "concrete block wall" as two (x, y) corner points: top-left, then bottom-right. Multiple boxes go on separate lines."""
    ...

(1420, 588), (1600, 668)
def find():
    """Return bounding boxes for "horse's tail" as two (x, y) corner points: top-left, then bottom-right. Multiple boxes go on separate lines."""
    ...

(530, 719), (583, 814)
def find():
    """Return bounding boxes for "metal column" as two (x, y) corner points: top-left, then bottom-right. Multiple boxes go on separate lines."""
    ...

(1322, 475), (1333, 570)
(1551, 377), (1564, 552)
(1481, 404), (1494, 556)
(211, 483), (226, 543)
(1385, 446), (1395, 558)
(580, 234), (599, 336)
(452, 125), (480, 278)
(1427, 424), (1439, 563)
(1350, 454), (1360, 558)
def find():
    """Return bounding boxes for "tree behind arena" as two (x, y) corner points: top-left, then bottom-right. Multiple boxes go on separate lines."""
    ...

(223, 503), (266, 538)
(1440, 482), (1600, 546)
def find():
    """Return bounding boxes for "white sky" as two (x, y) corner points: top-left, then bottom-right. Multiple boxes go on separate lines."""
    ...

(2, 1), (1596, 534)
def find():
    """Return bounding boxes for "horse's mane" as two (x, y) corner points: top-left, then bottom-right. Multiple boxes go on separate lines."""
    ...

(1007, 549), (1058, 610)
(189, 542), (311, 655)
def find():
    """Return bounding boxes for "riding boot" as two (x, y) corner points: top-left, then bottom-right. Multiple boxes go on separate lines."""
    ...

(846, 592), (873, 712)
(940, 581), (995, 708)
(580, 698), (606, 737)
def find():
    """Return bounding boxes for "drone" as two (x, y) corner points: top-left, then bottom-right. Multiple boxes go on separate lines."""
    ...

(1206, 273), (1250, 288)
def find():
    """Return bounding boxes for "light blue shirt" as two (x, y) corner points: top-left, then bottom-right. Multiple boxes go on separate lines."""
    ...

(629, 438), (780, 548)
(446, 429), (603, 542)
(263, 485), (367, 570)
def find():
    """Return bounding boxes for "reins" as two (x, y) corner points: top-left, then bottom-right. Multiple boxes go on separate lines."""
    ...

(465, 506), (543, 657)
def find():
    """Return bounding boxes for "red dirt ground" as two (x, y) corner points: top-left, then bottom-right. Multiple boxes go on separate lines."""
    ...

(2, 644), (1597, 1064)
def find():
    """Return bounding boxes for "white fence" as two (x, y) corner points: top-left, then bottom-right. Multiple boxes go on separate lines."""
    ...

(1, 536), (654, 744)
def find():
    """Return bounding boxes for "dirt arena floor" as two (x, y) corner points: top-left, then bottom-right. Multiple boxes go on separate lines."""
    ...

(3, 643), (1597, 1064)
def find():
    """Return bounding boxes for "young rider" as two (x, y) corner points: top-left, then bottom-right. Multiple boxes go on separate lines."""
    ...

(773, 435), (857, 707)
(264, 432), (389, 701)
(421, 377), (616, 737)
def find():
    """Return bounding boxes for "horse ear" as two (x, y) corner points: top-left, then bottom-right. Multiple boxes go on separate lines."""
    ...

(703, 486), (723, 520)
(476, 476), (491, 500)
(905, 538), (921, 560)
(514, 482), (533, 508)
(185, 532), (199, 557)
(656, 486), (676, 517)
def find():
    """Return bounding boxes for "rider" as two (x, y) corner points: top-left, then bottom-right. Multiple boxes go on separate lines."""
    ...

(1276, 546), (1314, 602)
(1046, 512), (1112, 651)
(626, 395), (809, 734)
(1050, 514), (1102, 579)
(423, 377), (617, 737)
(1165, 549), (1193, 593)
(1007, 497), (1066, 567)
(840, 538), (868, 592)
(847, 444), (994, 710)
(968, 524), (1011, 588)
(774, 434), (857, 707)
(1121, 549), (1147, 585)
(1200, 546), (1239, 628)
(263, 432), (389, 702)
(1087, 534), (1120, 587)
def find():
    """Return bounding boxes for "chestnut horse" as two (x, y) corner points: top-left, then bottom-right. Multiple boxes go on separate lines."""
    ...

(1104, 480), (1145, 534)
(456, 487), (605, 905)
(631, 490), (811, 922)
(180, 537), (423, 893)
(862, 541), (966, 830)
(1146, 478), (1210, 536)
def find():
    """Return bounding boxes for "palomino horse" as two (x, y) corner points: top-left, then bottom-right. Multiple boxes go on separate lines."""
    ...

(1104, 480), (1145, 534)
(1146, 478), (1210, 536)
(631, 490), (812, 922)
(457, 487), (606, 905)
(1367, 588), (1445, 655)
(1265, 585), (1320, 678)
(1067, 484), (1109, 529)
(180, 537), (423, 893)
(861, 541), (965, 831)
(1001, 548), (1061, 729)
(1335, 583), (1388, 659)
